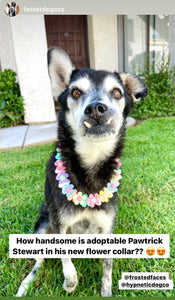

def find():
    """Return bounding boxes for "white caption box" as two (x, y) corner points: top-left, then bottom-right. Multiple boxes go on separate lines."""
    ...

(9, 234), (169, 259)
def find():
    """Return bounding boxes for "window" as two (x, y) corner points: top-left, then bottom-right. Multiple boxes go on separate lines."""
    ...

(149, 15), (169, 68)
(118, 15), (169, 73)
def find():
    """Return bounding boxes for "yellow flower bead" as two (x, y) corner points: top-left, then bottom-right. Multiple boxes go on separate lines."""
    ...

(99, 188), (112, 202)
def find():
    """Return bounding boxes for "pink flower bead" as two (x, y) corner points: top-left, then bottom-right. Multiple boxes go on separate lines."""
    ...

(54, 160), (64, 167)
(77, 196), (82, 202)
(114, 172), (119, 177)
(87, 193), (101, 208)
(110, 183), (116, 189)
(66, 187), (72, 194)
(55, 165), (66, 173)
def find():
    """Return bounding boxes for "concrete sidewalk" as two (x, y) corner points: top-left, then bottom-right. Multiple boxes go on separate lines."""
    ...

(0, 122), (58, 150)
(0, 117), (136, 151)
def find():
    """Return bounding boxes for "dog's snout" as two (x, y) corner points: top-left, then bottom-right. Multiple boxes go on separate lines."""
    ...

(84, 102), (108, 120)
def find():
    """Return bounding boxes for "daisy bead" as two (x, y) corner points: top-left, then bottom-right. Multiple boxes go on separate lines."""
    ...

(62, 184), (75, 197)
(87, 193), (101, 208)
(107, 180), (118, 193)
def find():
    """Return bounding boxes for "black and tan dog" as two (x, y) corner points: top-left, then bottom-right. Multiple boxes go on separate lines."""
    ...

(4, 2), (19, 17)
(17, 47), (148, 297)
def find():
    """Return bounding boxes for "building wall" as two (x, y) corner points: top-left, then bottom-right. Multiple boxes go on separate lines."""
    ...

(169, 15), (175, 70)
(0, 15), (56, 124)
(87, 15), (118, 72)
(11, 15), (56, 124)
(0, 16), (17, 72)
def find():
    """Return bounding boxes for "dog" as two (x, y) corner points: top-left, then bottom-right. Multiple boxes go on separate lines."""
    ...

(16, 47), (148, 297)
(4, 2), (19, 17)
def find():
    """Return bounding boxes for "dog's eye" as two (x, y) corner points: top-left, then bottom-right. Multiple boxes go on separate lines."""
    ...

(113, 88), (122, 99)
(71, 88), (81, 99)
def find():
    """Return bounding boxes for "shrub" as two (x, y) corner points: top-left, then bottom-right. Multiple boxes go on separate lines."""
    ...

(132, 53), (175, 119)
(0, 69), (25, 128)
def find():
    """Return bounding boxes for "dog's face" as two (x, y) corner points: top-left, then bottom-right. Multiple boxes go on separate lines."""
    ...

(61, 69), (128, 142)
(8, 2), (16, 16)
(48, 47), (148, 167)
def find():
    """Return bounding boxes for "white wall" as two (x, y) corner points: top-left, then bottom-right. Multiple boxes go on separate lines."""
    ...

(87, 15), (118, 72)
(0, 16), (17, 72)
(169, 16), (175, 70)
(11, 15), (56, 124)
(0, 15), (56, 124)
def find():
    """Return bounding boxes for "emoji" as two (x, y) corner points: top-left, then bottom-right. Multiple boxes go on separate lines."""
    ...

(157, 247), (166, 256)
(146, 247), (155, 256)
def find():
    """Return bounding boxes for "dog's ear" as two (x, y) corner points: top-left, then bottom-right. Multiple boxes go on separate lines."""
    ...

(119, 72), (148, 103)
(48, 47), (74, 100)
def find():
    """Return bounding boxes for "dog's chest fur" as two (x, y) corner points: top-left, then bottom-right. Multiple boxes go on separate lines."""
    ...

(59, 206), (116, 234)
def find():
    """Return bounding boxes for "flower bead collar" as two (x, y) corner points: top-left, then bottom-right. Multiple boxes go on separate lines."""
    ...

(55, 147), (122, 208)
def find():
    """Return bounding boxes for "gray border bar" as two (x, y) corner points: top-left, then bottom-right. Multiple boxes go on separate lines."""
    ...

(1, 0), (175, 15)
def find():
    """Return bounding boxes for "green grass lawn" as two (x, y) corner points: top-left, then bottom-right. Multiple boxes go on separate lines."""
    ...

(0, 117), (175, 297)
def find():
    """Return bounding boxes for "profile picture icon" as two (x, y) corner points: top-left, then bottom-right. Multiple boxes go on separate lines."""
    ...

(4, 2), (19, 17)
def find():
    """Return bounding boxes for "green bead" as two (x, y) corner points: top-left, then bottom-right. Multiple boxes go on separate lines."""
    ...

(55, 154), (63, 160)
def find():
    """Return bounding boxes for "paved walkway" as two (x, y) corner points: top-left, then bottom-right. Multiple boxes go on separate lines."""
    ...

(0, 117), (136, 151)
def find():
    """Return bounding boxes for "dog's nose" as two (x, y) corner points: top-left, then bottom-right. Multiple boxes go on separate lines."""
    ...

(84, 102), (108, 120)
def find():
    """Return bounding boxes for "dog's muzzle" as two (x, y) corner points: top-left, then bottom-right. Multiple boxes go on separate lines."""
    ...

(83, 102), (115, 136)
(84, 102), (108, 121)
